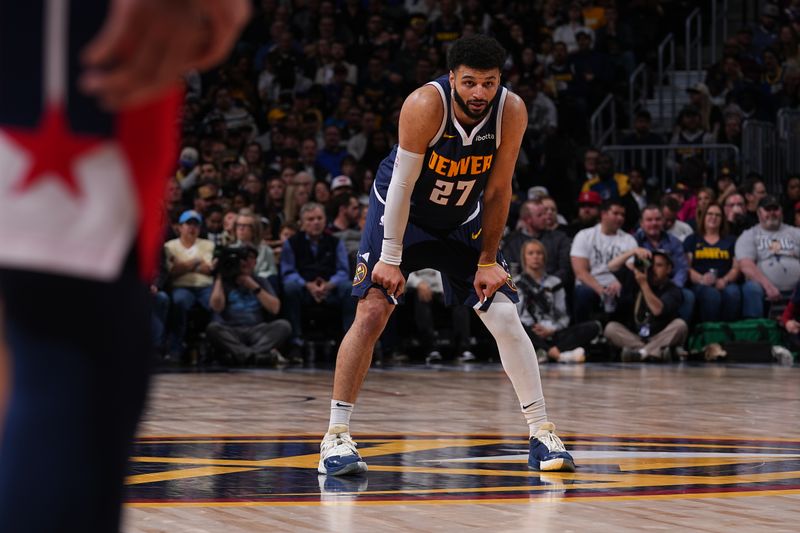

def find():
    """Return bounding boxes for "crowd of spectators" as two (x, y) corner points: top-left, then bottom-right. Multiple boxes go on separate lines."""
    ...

(152, 0), (800, 366)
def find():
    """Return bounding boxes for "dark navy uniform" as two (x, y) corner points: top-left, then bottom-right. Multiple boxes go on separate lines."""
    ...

(352, 75), (518, 309)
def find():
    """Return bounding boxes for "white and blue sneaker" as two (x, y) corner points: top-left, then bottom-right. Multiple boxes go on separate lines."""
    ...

(528, 422), (575, 472)
(318, 425), (368, 476)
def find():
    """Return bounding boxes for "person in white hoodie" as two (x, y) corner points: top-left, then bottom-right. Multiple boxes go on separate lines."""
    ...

(515, 239), (601, 363)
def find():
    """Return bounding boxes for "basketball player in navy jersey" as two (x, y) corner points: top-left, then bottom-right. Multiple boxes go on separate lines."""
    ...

(0, 1), (249, 532)
(318, 35), (575, 477)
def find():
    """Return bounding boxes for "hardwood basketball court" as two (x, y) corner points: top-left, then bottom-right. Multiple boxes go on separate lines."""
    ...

(124, 363), (800, 532)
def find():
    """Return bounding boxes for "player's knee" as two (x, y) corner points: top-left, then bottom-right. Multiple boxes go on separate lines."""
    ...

(353, 294), (393, 333)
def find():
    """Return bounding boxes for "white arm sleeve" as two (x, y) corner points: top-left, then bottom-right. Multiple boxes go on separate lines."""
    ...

(380, 147), (425, 265)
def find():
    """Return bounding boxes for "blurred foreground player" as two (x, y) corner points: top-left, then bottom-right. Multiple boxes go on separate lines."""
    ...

(0, 1), (249, 531)
(318, 35), (574, 477)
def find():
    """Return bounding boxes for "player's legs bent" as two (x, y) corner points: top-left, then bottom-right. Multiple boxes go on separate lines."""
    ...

(476, 293), (575, 472)
(319, 288), (394, 476)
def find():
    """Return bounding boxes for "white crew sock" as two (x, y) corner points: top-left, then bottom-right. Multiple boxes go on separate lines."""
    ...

(476, 293), (548, 437)
(328, 399), (354, 432)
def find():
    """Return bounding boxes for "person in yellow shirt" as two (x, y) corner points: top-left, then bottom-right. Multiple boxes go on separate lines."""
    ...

(164, 210), (216, 358)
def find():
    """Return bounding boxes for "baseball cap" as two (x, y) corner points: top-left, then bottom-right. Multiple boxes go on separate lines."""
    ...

(180, 147), (199, 165)
(758, 195), (780, 209)
(527, 185), (550, 200)
(651, 248), (673, 266)
(577, 190), (602, 206)
(179, 210), (203, 224)
(331, 175), (353, 190)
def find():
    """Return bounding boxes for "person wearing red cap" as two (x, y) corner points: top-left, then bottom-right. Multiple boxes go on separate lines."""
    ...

(567, 190), (602, 237)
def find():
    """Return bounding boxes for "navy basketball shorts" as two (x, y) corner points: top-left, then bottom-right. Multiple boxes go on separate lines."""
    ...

(352, 188), (518, 310)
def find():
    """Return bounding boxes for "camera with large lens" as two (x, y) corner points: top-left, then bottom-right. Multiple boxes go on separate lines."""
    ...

(633, 256), (651, 272)
(213, 246), (248, 280)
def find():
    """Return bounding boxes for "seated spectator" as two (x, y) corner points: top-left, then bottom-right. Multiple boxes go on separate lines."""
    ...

(328, 193), (363, 275)
(661, 196), (695, 242)
(330, 175), (354, 197)
(688, 187), (716, 231)
(684, 202), (742, 322)
(781, 175), (800, 224)
(204, 205), (226, 245)
(619, 111), (664, 176)
(635, 205), (694, 323)
(740, 174), (768, 229)
(567, 191), (602, 238)
(736, 195), (800, 318)
(316, 125), (348, 178)
(501, 199), (571, 283)
(540, 195), (569, 230)
(794, 202), (800, 228)
(553, 3), (593, 54)
(327, 192), (360, 233)
(686, 82), (723, 140)
(150, 253), (170, 356)
(233, 211), (278, 281)
(280, 202), (355, 354)
(722, 191), (749, 236)
(668, 105), (714, 173)
(779, 279), (800, 356)
(621, 166), (653, 232)
(581, 153), (629, 201)
(570, 199), (637, 323)
(515, 240), (600, 364)
(406, 269), (473, 363)
(206, 245), (292, 365)
(604, 250), (688, 362)
(163, 210), (215, 358)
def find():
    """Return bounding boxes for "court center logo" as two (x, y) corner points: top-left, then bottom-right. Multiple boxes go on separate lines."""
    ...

(125, 433), (800, 506)
(353, 262), (368, 285)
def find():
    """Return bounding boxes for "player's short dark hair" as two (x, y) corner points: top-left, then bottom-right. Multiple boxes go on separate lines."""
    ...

(447, 34), (507, 72)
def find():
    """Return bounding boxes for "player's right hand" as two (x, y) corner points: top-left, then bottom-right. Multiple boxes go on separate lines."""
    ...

(373, 261), (405, 299)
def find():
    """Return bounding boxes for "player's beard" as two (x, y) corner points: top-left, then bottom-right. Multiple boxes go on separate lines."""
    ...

(452, 88), (493, 121)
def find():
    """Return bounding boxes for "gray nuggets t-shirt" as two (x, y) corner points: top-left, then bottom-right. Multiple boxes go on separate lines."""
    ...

(735, 223), (800, 292)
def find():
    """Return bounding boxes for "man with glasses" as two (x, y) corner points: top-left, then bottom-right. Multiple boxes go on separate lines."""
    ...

(735, 195), (800, 318)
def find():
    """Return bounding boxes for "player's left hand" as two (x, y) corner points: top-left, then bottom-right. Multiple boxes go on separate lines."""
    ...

(81, 0), (251, 110)
(473, 263), (507, 304)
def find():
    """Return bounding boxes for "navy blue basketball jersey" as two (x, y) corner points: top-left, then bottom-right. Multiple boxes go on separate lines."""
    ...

(373, 75), (508, 232)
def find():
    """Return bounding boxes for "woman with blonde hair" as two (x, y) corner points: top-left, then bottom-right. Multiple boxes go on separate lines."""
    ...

(234, 210), (278, 279)
(282, 183), (311, 225)
(514, 239), (601, 363)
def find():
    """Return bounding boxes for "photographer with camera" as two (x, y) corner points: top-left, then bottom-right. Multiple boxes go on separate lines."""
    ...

(207, 245), (292, 365)
(604, 249), (688, 362)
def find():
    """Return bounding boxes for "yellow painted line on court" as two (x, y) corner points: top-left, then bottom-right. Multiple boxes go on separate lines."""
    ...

(125, 488), (800, 508)
(126, 466), (258, 485)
